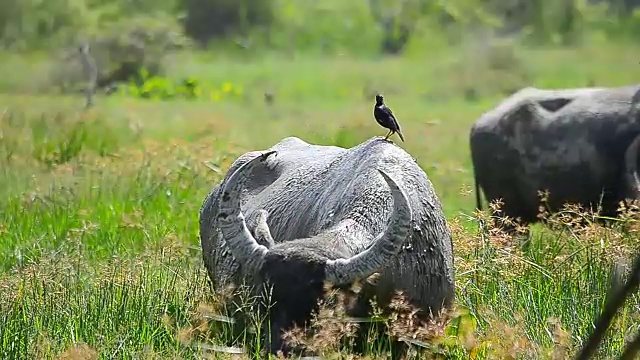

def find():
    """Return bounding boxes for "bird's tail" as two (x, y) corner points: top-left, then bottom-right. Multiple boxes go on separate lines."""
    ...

(397, 129), (405, 142)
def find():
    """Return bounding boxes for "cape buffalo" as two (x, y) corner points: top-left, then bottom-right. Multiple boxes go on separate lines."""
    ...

(470, 85), (640, 228)
(199, 137), (455, 356)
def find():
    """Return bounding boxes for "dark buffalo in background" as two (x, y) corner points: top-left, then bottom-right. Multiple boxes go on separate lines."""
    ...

(470, 85), (640, 228)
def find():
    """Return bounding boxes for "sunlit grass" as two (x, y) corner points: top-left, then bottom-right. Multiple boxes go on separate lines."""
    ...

(1, 40), (640, 358)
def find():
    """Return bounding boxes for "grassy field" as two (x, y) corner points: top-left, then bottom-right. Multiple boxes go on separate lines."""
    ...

(1, 39), (640, 359)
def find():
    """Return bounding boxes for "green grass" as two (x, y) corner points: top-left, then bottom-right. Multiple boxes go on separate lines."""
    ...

(1, 39), (640, 359)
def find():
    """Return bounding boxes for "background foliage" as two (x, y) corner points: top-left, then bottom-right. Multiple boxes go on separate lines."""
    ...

(1, 0), (640, 94)
(1, 0), (640, 359)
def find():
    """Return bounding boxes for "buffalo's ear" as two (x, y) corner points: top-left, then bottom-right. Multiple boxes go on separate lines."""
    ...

(254, 209), (276, 248)
(365, 272), (381, 286)
(246, 209), (276, 248)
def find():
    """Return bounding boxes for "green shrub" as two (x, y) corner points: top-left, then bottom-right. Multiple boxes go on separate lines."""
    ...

(47, 14), (191, 94)
(116, 70), (244, 102)
(180, 0), (274, 46)
(0, 0), (93, 50)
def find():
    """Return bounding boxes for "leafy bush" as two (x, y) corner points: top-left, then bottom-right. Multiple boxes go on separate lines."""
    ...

(0, 0), (93, 50)
(368, 0), (500, 54)
(180, 0), (274, 46)
(47, 14), (191, 94)
(117, 69), (244, 102)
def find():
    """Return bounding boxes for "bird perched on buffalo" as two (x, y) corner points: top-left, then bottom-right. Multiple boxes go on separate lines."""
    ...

(373, 93), (405, 142)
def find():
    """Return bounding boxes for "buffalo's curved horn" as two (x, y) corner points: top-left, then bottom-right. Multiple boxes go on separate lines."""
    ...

(325, 169), (412, 285)
(217, 151), (277, 274)
(623, 134), (640, 200)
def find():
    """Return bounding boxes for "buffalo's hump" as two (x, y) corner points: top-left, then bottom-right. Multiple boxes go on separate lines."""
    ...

(200, 136), (455, 313)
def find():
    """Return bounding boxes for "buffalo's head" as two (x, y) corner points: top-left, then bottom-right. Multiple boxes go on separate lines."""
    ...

(215, 151), (412, 355)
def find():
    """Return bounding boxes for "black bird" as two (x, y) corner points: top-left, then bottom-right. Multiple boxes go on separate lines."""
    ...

(373, 93), (405, 142)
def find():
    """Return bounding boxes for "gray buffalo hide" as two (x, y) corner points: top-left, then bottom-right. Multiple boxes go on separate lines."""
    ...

(470, 85), (640, 225)
(199, 136), (455, 318)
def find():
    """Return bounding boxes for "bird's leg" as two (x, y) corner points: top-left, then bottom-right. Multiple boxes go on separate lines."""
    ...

(384, 130), (392, 140)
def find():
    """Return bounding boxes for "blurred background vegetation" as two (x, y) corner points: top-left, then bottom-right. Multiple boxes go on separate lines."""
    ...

(3, 1), (640, 358)
(2, 0), (640, 96)
(2, 0), (640, 213)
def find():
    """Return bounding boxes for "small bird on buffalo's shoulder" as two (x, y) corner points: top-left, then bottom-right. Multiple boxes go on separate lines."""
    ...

(373, 93), (405, 142)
